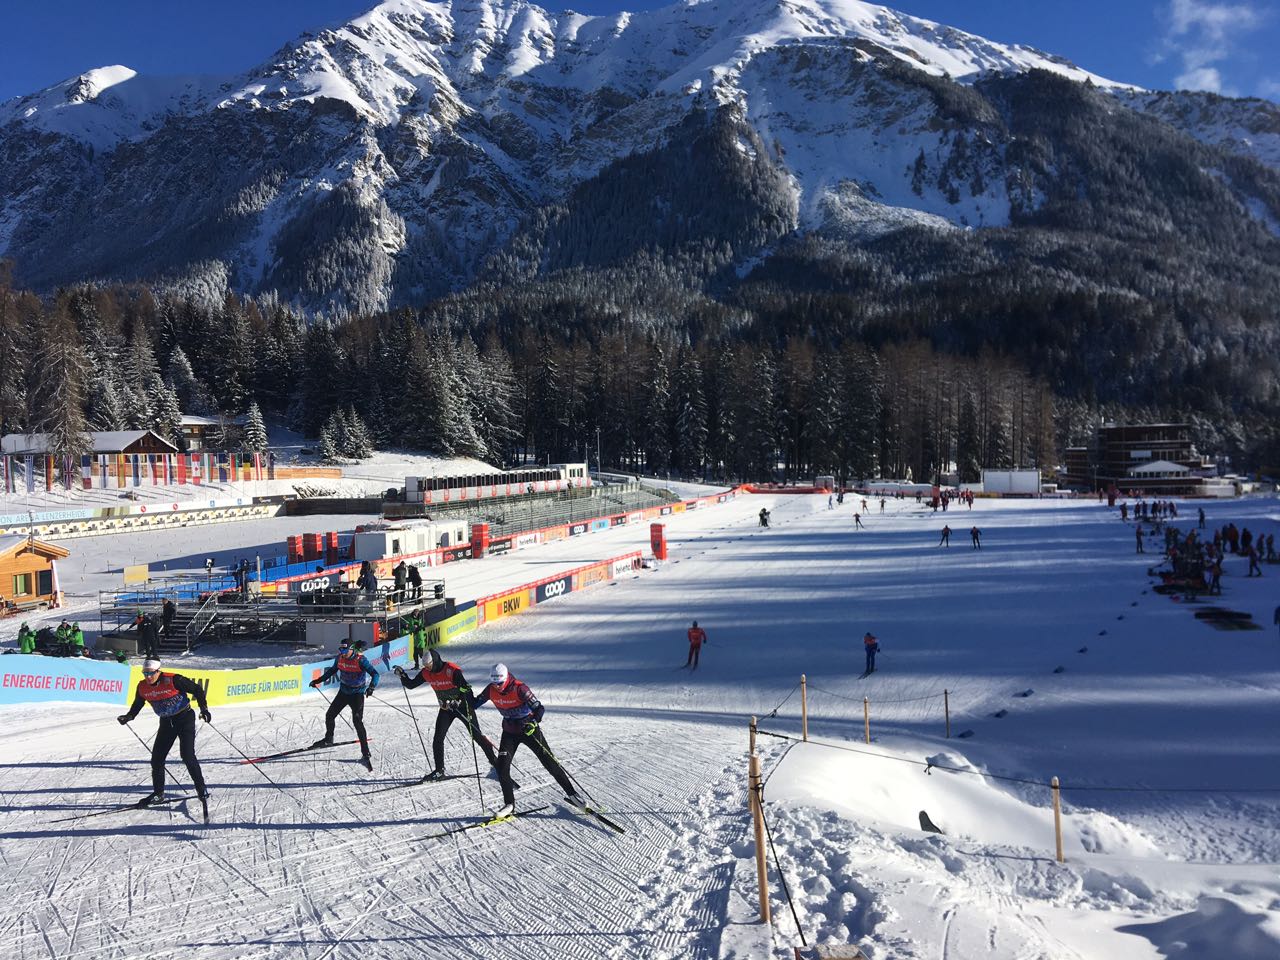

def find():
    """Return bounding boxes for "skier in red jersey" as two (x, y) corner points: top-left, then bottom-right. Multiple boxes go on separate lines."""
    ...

(395, 647), (500, 779)
(685, 620), (707, 669)
(474, 663), (582, 818)
(117, 658), (211, 805)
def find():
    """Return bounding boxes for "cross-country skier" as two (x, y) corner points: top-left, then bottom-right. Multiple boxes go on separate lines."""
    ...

(475, 664), (583, 818)
(854, 512), (864, 529)
(394, 647), (500, 779)
(1136, 527), (1144, 553)
(939, 525), (951, 547)
(117, 658), (210, 805)
(863, 632), (879, 675)
(310, 638), (377, 769)
(686, 620), (707, 668)
(970, 527), (982, 549)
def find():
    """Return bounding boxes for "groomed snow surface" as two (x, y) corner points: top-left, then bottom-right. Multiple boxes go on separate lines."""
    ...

(1, 493), (1279, 959)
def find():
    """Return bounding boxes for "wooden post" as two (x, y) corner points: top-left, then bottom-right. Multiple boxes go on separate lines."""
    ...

(750, 715), (757, 755)
(863, 697), (870, 744)
(800, 674), (808, 742)
(750, 752), (771, 924)
(944, 689), (951, 739)
(1051, 776), (1064, 863)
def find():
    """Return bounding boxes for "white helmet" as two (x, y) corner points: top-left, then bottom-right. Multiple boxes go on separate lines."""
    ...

(490, 663), (509, 687)
(142, 659), (162, 674)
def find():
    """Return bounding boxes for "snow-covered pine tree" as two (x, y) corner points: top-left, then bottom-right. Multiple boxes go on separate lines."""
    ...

(318, 420), (338, 462)
(476, 335), (521, 465)
(166, 345), (216, 415)
(340, 406), (373, 459)
(120, 386), (152, 431)
(88, 375), (127, 431)
(672, 347), (707, 478)
(147, 375), (183, 443)
(243, 401), (268, 453)
(643, 340), (672, 475)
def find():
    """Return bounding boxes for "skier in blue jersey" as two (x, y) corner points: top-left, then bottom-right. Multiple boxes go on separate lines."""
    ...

(310, 639), (379, 769)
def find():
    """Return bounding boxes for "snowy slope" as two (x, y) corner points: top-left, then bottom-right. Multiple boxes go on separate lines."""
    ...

(1, 493), (1278, 958)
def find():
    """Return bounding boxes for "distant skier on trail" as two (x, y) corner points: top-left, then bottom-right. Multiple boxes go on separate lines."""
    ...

(310, 638), (377, 770)
(854, 512), (864, 529)
(395, 647), (500, 779)
(863, 632), (879, 676)
(685, 620), (707, 669)
(1136, 527), (1144, 554)
(759, 508), (770, 528)
(475, 663), (583, 818)
(939, 525), (951, 547)
(970, 526), (982, 549)
(117, 658), (210, 806)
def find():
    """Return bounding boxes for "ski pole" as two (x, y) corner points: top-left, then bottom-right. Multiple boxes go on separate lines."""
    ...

(121, 719), (188, 791)
(314, 686), (358, 735)
(399, 683), (432, 771)
(461, 700), (487, 812)
(205, 721), (286, 791)
(368, 690), (415, 721)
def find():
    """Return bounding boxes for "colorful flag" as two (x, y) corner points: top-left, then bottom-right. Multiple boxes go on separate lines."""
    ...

(99, 455), (108, 488)
(24, 455), (34, 494)
(176, 454), (187, 484)
(44, 456), (54, 492)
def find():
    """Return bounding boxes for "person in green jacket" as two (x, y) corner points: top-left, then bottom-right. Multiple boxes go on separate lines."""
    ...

(17, 623), (35, 655)
(71, 623), (86, 656)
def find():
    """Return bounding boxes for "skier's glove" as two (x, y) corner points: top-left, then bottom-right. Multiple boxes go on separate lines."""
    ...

(199, 709), (212, 723)
(117, 714), (131, 725)
(523, 720), (538, 736)
(393, 665), (406, 677)
(309, 678), (321, 688)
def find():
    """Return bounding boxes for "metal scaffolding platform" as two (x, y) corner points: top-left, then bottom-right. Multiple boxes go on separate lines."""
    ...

(99, 577), (447, 656)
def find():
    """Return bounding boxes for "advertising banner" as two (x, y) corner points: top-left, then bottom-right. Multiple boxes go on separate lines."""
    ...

(483, 590), (529, 624)
(535, 575), (574, 604)
(129, 663), (304, 708)
(487, 537), (513, 556)
(543, 527), (567, 543)
(299, 635), (411, 696)
(609, 515), (627, 527)
(577, 563), (611, 588)
(516, 533), (540, 549)
(424, 606), (480, 649)
(591, 518), (610, 532)
(440, 545), (473, 564)
(568, 522), (589, 537)
(0, 656), (130, 706)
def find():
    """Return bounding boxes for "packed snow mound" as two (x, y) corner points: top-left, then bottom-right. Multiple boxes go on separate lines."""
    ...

(767, 737), (1161, 858)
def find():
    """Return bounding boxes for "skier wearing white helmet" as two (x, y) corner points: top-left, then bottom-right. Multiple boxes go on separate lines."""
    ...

(475, 663), (581, 818)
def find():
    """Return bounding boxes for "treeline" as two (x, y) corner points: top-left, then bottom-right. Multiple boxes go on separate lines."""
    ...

(3, 265), (1080, 483)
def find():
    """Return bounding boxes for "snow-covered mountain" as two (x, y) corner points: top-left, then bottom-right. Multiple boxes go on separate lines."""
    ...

(1, 0), (1278, 313)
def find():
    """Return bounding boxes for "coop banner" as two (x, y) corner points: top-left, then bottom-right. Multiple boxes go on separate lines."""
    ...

(0, 656), (130, 706)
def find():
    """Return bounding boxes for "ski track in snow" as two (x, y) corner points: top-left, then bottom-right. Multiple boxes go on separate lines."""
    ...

(0, 491), (1278, 957)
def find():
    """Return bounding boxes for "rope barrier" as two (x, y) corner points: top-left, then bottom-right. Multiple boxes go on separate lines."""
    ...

(761, 682), (801, 719)
(809, 684), (948, 705)
(757, 727), (1280, 795)
(754, 777), (807, 947)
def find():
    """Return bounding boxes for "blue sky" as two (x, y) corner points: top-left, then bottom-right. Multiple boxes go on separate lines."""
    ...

(2, 0), (1277, 103)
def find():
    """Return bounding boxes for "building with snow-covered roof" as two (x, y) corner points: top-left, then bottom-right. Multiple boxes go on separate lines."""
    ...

(1, 431), (178, 457)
